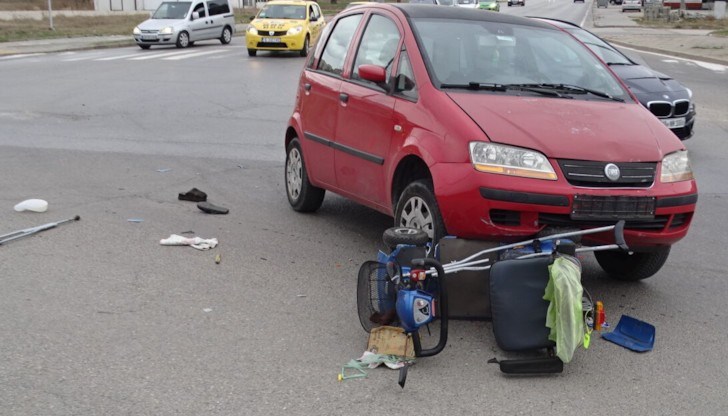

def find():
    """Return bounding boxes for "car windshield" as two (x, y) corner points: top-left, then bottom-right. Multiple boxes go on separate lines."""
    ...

(152, 2), (192, 19)
(257, 4), (307, 19)
(565, 28), (633, 65)
(411, 18), (629, 101)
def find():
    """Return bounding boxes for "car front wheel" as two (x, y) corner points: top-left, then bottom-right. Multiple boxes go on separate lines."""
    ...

(248, 49), (257, 57)
(285, 138), (325, 212)
(176, 31), (190, 48)
(299, 35), (310, 57)
(394, 180), (447, 245)
(594, 246), (671, 281)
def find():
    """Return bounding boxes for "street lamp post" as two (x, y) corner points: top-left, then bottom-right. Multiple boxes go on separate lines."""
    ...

(48, 0), (54, 31)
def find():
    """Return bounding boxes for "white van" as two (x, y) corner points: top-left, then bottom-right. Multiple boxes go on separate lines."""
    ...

(133, 0), (236, 49)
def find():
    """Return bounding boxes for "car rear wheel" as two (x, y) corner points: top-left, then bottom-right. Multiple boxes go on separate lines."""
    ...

(220, 26), (232, 44)
(299, 35), (310, 57)
(176, 31), (190, 48)
(394, 180), (447, 246)
(594, 247), (671, 281)
(248, 49), (257, 57)
(285, 138), (325, 212)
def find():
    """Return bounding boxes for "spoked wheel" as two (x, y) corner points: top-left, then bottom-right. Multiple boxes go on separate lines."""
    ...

(285, 138), (325, 212)
(220, 26), (232, 44)
(176, 31), (190, 48)
(394, 180), (447, 245)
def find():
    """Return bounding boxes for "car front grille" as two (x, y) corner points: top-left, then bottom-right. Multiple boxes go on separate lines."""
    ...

(557, 159), (656, 187)
(647, 99), (691, 118)
(260, 30), (287, 36)
(256, 42), (288, 48)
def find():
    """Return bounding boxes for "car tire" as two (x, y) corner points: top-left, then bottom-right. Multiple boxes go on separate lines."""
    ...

(220, 26), (233, 45)
(176, 31), (190, 48)
(394, 180), (447, 245)
(594, 247), (671, 281)
(299, 35), (310, 58)
(382, 227), (430, 249)
(285, 138), (325, 212)
(248, 49), (257, 57)
(139, 44), (151, 50)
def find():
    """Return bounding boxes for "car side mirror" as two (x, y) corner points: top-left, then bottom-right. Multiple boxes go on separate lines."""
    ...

(249, 15), (255, 21)
(192, 11), (200, 20)
(395, 74), (416, 92)
(310, 15), (318, 22)
(358, 64), (387, 84)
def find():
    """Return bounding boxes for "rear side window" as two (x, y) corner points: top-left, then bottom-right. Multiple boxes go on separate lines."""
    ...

(208, 0), (230, 15)
(317, 14), (363, 76)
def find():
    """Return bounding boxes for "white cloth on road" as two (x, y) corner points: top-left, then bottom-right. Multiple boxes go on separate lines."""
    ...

(160, 234), (218, 250)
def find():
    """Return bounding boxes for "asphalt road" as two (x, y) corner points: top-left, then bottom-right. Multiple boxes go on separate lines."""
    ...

(1, 3), (728, 414)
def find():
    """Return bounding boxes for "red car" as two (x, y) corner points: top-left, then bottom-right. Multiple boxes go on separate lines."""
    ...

(284, 5), (697, 280)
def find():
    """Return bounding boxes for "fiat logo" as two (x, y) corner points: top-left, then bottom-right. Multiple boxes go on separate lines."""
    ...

(604, 163), (621, 181)
(269, 31), (275, 36)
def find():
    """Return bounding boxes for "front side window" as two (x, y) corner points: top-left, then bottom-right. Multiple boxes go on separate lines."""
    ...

(352, 15), (400, 83)
(193, 2), (206, 18)
(395, 50), (418, 100)
(317, 14), (363, 76)
(412, 18), (630, 101)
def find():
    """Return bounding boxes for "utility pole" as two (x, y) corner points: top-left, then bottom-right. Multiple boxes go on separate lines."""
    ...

(48, 0), (54, 31)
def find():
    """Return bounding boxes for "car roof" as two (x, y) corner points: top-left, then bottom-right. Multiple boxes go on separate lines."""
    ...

(386, 3), (558, 29)
(264, 0), (317, 5)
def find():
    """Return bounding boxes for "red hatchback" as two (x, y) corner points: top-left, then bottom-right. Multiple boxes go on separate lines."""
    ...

(284, 5), (697, 280)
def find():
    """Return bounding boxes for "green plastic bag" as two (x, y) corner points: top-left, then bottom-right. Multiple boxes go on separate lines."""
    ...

(544, 256), (584, 363)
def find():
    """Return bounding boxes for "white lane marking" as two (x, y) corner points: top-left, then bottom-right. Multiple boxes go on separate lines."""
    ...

(162, 49), (228, 60)
(0, 53), (45, 60)
(96, 52), (149, 61)
(618, 44), (727, 73)
(129, 50), (201, 60)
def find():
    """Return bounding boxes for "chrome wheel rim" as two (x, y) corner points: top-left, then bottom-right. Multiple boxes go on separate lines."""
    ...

(286, 148), (303, 201)
(399, 196), (434, 240)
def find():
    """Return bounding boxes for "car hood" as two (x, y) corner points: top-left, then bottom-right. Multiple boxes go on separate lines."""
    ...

(611, 64), (689, 98)
(447, 93), (681, 161)
(137, 19), (184, 30)
(251, 19), (304, 31)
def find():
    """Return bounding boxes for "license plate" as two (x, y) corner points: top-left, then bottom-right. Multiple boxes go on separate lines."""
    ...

(261, 37), (281, 43)
(141, 35), (157, 41)
(661, 117), (686, 129)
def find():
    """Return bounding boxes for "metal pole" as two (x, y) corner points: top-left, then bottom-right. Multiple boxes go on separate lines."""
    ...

(48, 0), (54, 30)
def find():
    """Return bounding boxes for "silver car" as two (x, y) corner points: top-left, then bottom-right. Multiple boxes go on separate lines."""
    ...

(133, 0), (236, 49)
(622, 0), (642, 12)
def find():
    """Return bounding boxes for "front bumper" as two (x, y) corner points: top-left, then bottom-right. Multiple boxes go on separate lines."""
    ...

(246, 32), (306, 51)
(431, 162), (697, 250)
(134, 32), (178, 46)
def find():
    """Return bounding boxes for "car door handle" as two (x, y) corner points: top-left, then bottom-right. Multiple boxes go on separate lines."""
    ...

(304, 83), (311, 91)
(339, 93), (349, 103)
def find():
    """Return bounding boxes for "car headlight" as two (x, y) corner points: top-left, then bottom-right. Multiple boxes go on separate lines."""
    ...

(661, 150), (693, 183)
(287, 25), (303, 36)
(133, 27), (141, 35)
(469, 142), (557, 180)
(159, 26), (173, 35)
(248, 26), (258, 35)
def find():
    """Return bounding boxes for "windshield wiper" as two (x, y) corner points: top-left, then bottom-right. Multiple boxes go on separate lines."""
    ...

(606, 62), (633, 66)
(523, 83), (625, 102)
(441, 82), (565, 97)
(440, 82), (508, 91)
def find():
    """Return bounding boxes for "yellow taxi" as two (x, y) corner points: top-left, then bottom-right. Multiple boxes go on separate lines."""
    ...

(246, 0), (325, 57)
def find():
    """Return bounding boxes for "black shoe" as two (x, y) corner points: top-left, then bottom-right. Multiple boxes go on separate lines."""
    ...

(179, 188), (207, 202)
(197, 201), (229, 215)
